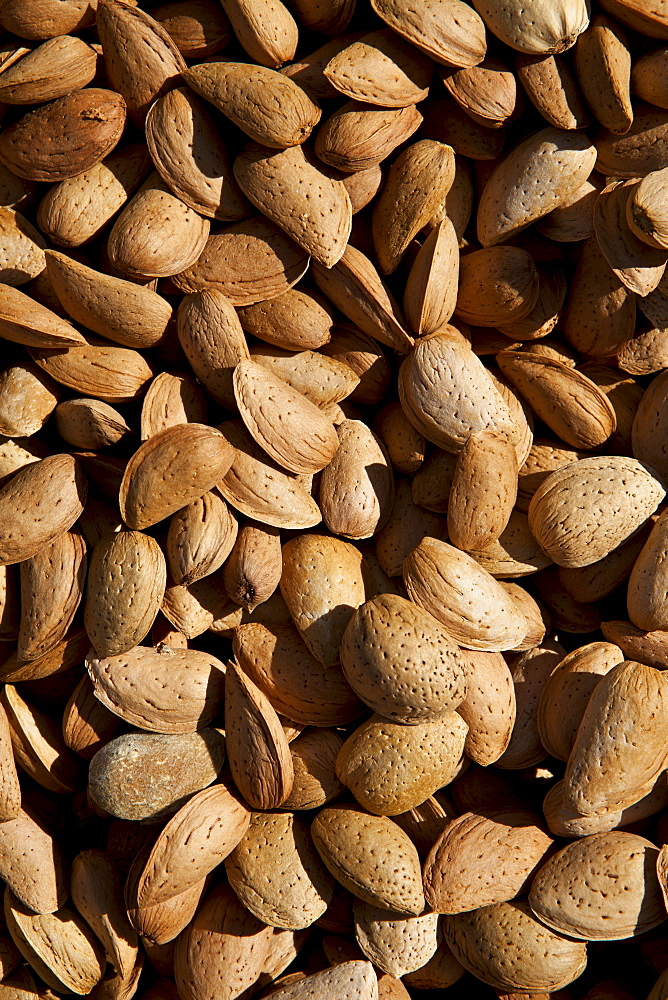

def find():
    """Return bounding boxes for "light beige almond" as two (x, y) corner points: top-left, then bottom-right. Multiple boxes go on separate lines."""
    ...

(233, 621), (362, 726)
(119, 423), (234, 530)
(443, 900), (587, 994)
(0, 808), (66, 913)
(447, 430), (517, 551)
(183, 61), (320, 148)
(563, 659), (668, 816)
(18, 528), (86, 661)
(176, 289), (249, 409)
(336, 712), (468, 815)
(403, 536), (528, 651)
(354, 902), (439, 978)
(249, 345), (359, 406)
(107, 173), (210, 280)
(574, 15), (633, 135)
(173, 883), (273, 1000)
(311, 805), (425, 916)
(530, 832), (666, 940)
(370, 0), (486, 67)
(45, 251), (173, 349)
(259, 961), (378, 1000)
(324, 29), (431, 108)
(5, 892), (106, 995)
(84, 530), (166, 657)
(239, 287), (333, 351)
(403, 218), (459, 336)
(86, 645), (226, 733)
(0, 208), (45, 287)
(0, 35), (96, 104)
(71, 850), (138, 977)
(225, 811), (334, 929)
(372, 140), (455, 274)
(457, 650), (516, 765)
(280, 533), (366, 666)
(234, 142), (351, 268)
(319, 419), (393, 540)
(133, 782), (250, 907)
(515, 53), (589, 130)
(528, 456), (664, 568)
(281, 729), (345, 810)
(218, 0), (297, 67)
(477, 127), (597, 246)
(37, 143), (152, 248)
(471, 0), (589, 54)
(424, 809), (553, 914)
(218, 419), (321, 530)
(497, 640), (565, 770)
(166, 492), (237, 588)
(96, 0), (187, 123)
(0, 362), (59, 438)
(311, 245), (413, 353)
(234, 360), (339, 475)
(225, 660), (294, 811)
(31, 336), (154, 402)
(0, 284), (84, 348)
(55, 398), (132, 451)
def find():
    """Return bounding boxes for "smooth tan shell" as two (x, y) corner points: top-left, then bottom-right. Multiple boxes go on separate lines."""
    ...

(370, 0), (486, 67)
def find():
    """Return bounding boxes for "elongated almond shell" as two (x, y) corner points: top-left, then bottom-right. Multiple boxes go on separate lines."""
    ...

(134, 783), (250, 907)
(30, 338), (154, 403)
(324, 29), (431, 108)
(218, 420), (321, 530)
(172, 218), (309, 305)
(18, 529), (86, 661)
(71, 850), (138, 977)
(84, 530), (166, 657)
(145, 87), (248, 221)
(0, 453), (86, 566)
(45, 251), (172, 349)
(0, 809), (67, 914)
(182, 61), (320, 148)
(0, 284), (84, 348)
(477, 127), (597, 246)
(370, 0), (486, 67)
(5, 892), (106, 995)
(234, 143), (351, 268)
(594, 178), (667, 296)
(564, 660), (668, 816)
(119, 423), (234, 530)
(96, 0), (187, 123)
(528, 456), (664, 568)
(173, 882), (272, 1000)
(234, 360), (339, 474)
(319, 419), (394, 540)
(225, 811), (334, 929)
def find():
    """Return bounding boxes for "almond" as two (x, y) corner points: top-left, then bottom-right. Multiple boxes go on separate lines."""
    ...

(132, 783), (250, 907)
(530, 832), (666, 940)
(218, 420), (321, 530)
(18, 529), (86, 661)
(239, 287), (333, 352)
(0, 809), (67, 914)
(282, 729), (345, 810)
(0, 284), (84, 348)
(5, 892), (106, 995)
(574, 15), (633, 135)
(119, 423), (234, 530)
(218, 0), (297, 67)
(354, 903), (439, 978)
(515, 53), (589, 130)
(0, 88), (126, 182)
(315, 102), (422, 173)
(172, 218), (309, 305)
(472, 0), (589, 54)
(37, 143), (152, 248)
(183, 61), (320, 148)
(527, 456), (664, 568)
(96, 0), (186, 123)
(477, 127), (597, 246)
(311, 805), (425, 916)
(173, 883), (273, 1000)
(88, 729), (226, 821)
(319, 419), (393, 540)
(536, 641), (625, 761)
(0, 35), (96, 104)
(107, 174), (210, 280)
(456, 650), (516, 765)
(225, 660), (294, 810)
(497, 640), (564, 770)
(370, 0), (486, 67)
(280, 533), (366, 665)
(260, 961), (378, 1000)
(31, 336), (154, 402)
(324, 30), (431, 108)
(372, 140), (455, 274)
(563, 659), (668, 816)
(403, 536), (528, 651)
(225, 811), (334, 929)
(594, 178), (667, 296)
(249, 345), (357, 406)
(45, 251), (173, 349)
(71, 850), (138, 977)
(443, 900), (587, 993)
(86, 645), (226, 733)
(336, 712), (468, 815)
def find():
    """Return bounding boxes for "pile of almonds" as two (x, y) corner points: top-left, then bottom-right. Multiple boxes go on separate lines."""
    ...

(5, 0), (668, 998)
